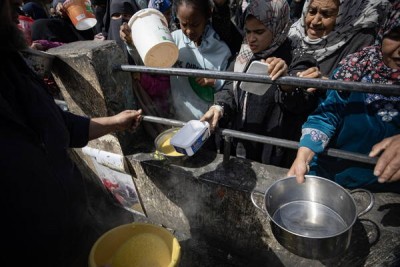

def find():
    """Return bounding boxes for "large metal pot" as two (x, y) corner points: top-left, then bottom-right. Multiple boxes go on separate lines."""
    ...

(251, 175), (374, 259)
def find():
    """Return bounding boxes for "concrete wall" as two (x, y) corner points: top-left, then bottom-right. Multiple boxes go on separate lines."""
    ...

(47, 41), (400, 267)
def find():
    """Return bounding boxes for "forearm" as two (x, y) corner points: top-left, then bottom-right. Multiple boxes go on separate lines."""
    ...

(89, 117), (119, 140)
(297, 146), (315, 164)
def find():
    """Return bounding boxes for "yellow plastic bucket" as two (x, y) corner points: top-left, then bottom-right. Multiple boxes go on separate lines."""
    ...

(88, 223), (181, 267)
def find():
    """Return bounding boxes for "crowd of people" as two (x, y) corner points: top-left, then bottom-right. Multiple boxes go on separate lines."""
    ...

(3, 0), (400, 264)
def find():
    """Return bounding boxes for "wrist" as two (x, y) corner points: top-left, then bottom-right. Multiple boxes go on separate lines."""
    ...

(210, 104), (224, 117)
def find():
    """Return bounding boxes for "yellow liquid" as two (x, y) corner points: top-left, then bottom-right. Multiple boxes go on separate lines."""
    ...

(112, 233), (172, 267)
(160, 137), (183, 157)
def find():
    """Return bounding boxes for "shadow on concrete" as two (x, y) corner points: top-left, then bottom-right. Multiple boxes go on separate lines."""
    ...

(320, 219), (372, 266)
(378, 203), (400, 227)
(141, 155), (284, 266)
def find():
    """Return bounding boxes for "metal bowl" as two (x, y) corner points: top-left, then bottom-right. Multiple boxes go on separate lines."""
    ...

(154, 128), (186, 161)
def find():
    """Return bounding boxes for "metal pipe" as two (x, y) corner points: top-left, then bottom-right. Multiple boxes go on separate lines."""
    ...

(142, 116), (378, 165)
(115, 65), (400, 96)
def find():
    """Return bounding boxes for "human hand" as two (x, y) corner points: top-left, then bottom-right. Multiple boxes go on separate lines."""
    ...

(287, 147), (315, 183)
(296, 67), (324, 93)
(94, 33), (105, 41)
(195, 77), (215, 87)
(55, 2), (67, 18)
(112, 109), (143, 132)
(30, 42), (45, 51)
(369, 134), (400, 183)
(120, 22), (133, 45)
(263, 57), (288, 80)
(200, 106), (222, 132)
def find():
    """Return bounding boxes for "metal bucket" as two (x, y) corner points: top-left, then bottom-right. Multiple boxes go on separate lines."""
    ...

(251, 175), (374, 259)
(154, 127), (186, 161)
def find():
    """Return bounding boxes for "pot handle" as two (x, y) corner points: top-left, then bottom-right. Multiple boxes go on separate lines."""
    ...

(251, 190), (266, 212)
(350, 189), (375, 217)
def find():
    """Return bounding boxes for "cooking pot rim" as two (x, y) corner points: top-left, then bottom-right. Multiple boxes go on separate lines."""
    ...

(264, 175), (357, 239)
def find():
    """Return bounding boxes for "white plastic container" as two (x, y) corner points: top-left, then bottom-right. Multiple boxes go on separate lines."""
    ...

(170, 120), (210, 156)
(240, 61), (271, 95)
(128, 8), (178, 68)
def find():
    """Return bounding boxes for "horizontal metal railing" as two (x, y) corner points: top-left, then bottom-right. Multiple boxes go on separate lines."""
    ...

(115, 65), (400, 96)
(115, 65), (396, 166)
(142, 115), (378, 165)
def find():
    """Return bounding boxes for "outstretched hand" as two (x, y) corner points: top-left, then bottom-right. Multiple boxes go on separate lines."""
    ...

(370, 134), (400, 183)
(120, 22), (133, 45)
(200, 106), (222, 132)
(263, 57), (288, 80)
(89, 109), (142, 140)
(287, 147), (315, 183)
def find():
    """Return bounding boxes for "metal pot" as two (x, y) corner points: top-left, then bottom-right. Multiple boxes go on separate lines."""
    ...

(251, 175), (374, 259)
(154, 127), (187, 161)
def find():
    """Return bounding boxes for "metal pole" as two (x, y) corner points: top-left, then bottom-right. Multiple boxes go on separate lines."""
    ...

(142, 116), (378, 165)
(115, 65), (400, 96)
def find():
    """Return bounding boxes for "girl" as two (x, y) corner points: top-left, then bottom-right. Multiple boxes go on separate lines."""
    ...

(201, 0), (319, 166)
(170, 0), (231, 122)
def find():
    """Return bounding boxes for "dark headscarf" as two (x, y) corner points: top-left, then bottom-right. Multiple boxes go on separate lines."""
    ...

(107, 0), (138, 48)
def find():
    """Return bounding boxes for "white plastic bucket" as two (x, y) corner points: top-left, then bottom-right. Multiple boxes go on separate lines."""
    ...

(128, 8), (178, 68)
(170, 120), (210, 156)
(63, 0), (97, 31)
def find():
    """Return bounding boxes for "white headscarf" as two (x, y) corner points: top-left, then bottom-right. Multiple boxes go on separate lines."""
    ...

(289, 0), (390, 62)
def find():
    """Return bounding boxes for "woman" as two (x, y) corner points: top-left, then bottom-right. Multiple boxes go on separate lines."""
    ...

(288, 1), (400, 193)
(289, 0), (390, 79)
(201, 0), (319, 167)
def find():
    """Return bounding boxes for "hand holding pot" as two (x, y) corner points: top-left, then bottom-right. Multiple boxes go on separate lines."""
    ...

(287, 146), (315, 183)
(370, 134), (400, 183)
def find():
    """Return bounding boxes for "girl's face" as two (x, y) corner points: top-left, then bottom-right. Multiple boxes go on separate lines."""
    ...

(245, 16), (273, 53)
(177, 3), (208, 45)
(305, 0), (339, 39)
(382, 28), (400, 69)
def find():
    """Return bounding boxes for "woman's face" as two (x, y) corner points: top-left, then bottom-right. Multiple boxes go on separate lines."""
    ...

(382, 28), (400, 69)
(177, 3), (208, 45)
(245, 16), (273, 53)
(305, 0), (339, 39)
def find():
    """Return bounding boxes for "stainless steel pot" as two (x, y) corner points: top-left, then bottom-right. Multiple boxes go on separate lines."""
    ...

(251, 175), (374, 259)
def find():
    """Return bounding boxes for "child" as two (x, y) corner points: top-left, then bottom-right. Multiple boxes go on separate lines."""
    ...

(170, 0), (231, 122)
(120, 0), (173, 116)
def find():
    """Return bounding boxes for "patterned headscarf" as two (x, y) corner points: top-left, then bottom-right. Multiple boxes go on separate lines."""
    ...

(234, 0), (290, 73)
(148, 0), (172, 13)
(289, 0), (390, 62)
(332, 0), (400, 121)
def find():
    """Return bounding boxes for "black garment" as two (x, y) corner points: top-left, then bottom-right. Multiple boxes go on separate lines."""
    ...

(212, 0), (244, 56)
(94, 4), (107, 34)
(105, 0), (140, 64)
(215, 38), (319, 167)
(31, 17), (95, 43)
(290, 0), (305, 21)
(0, 50), (93, 266)
(318, 27), (376, 78)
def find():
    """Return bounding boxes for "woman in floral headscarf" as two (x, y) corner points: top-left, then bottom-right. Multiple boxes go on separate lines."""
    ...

(288, 0), (400, 193)
(201, 0), (320, 167)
